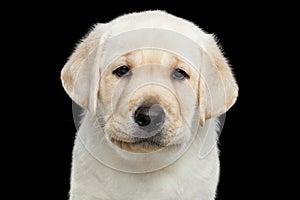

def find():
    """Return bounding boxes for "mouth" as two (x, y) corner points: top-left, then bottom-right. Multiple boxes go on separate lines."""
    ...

(110, 137), (164, 153)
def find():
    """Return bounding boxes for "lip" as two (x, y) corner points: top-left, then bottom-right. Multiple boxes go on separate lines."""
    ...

(111, 123), (164, 141)
(110, 137), (162, 146)
(110, 137), (164, 153)
(134, 138), (162, 146)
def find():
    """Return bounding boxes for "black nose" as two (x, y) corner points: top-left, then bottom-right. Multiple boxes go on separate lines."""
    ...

(134, 104), (166, 127)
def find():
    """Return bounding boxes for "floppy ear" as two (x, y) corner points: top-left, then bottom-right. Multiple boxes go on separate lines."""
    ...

(199, 35), (239, 126)
(61, 24), (106, 115)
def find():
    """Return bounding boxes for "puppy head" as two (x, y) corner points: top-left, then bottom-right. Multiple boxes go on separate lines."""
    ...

(61, 11), (238, 153)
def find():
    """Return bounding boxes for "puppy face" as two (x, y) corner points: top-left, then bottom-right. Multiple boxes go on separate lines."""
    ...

(98, 50), (200, 152)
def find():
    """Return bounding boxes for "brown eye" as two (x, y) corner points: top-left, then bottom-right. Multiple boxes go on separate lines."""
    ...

(172, 69), (189, 80)
(113, 66), (131, 77)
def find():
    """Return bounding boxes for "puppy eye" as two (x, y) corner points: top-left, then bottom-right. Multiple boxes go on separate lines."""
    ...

(113, 66), (131, 77)
(172, 69), (189, 80)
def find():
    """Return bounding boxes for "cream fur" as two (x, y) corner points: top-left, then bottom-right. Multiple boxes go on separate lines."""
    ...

(70, 114), (220, 200)
(61, 10), (238, 200)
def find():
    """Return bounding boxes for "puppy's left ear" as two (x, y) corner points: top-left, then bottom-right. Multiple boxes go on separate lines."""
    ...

(61, 24), (106, 115)
(199, 35), (239, 126)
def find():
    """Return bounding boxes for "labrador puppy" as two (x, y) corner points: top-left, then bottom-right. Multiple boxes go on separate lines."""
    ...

(61, 10), (238, 200)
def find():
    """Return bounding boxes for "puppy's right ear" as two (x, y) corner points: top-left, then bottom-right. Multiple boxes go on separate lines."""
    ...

(61, 24), (106, 115)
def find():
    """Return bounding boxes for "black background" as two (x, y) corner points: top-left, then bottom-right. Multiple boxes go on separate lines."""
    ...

(5, 1), (291, 199)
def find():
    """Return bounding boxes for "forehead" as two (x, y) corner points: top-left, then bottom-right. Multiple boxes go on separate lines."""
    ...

(111, 49), (189, 69)
(127, 50), (178, 67)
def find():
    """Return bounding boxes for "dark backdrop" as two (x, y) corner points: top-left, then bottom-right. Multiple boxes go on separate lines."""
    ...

(6, 1), (286, 199)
